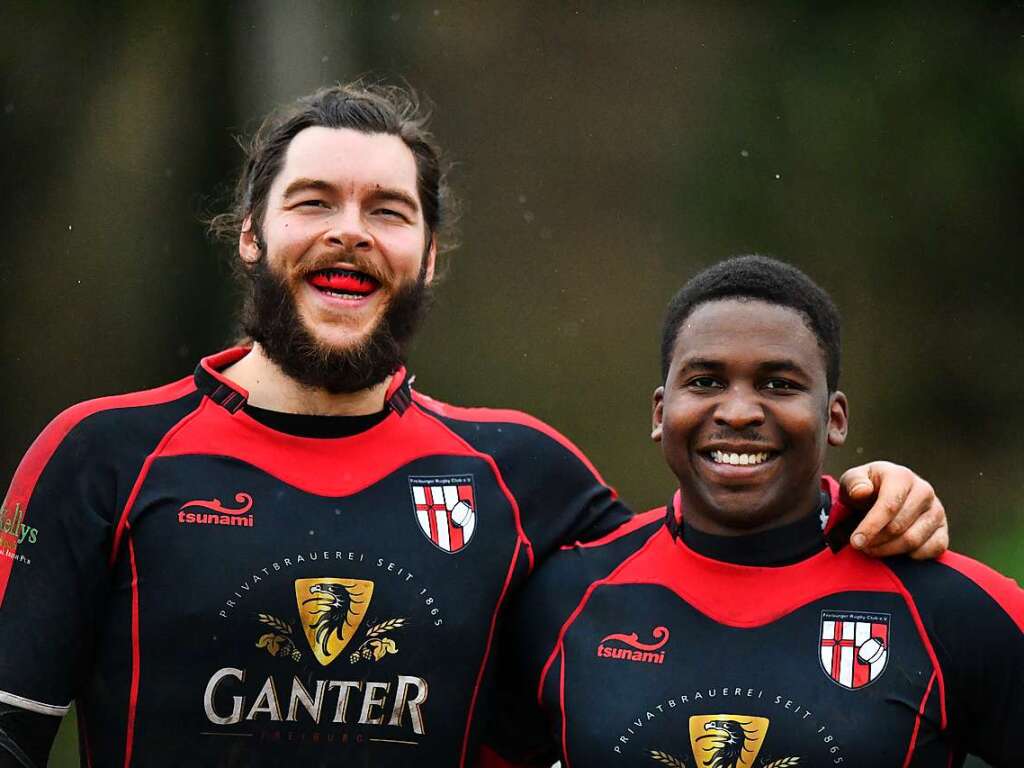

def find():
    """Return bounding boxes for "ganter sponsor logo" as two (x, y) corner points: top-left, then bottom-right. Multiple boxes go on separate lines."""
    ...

(203, 668), (429, 735)
(207, 573), (430, 742)
(178, 493), (254, 528)
(597, 626), (669, 665)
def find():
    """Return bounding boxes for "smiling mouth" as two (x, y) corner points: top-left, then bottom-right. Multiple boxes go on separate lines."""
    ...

(306, 268), (381, 299)
(706, 450), (775, 466)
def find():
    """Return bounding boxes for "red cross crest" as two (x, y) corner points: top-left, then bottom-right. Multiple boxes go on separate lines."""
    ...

(409, 475), (477, 554)
(819, 610), (890, 690)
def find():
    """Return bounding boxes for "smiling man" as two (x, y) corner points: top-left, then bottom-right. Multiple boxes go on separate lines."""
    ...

(497, 255), (1023, 767)
(0, 87), (949, 768)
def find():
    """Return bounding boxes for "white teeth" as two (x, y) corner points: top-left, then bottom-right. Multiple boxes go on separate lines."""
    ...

(710, 450), (770, 466)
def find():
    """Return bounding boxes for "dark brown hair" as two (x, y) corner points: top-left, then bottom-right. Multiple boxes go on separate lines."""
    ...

(209, 81), (456, 251)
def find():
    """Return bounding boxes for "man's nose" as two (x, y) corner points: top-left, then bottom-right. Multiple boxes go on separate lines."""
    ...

(324, 208), (373, 251)
(713, 387), (766, 429)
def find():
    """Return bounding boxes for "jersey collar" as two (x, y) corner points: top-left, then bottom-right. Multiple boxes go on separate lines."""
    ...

(664, 484), (838, 567)
(193, 347), (414, 416)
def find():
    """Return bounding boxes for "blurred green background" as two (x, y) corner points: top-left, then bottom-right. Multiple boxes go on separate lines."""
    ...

(2, 2), (1021, 765)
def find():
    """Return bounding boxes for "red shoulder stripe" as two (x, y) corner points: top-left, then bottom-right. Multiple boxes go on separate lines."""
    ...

(937, 551), (1024, 633)
(411, 393), (615, 494)
(123, 537), (142, 768)
(0, 377), (196, 604)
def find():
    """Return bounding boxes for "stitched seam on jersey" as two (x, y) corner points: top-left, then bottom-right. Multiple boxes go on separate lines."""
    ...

(411, 393), (616, 495)
(459, 537), (523, 768)
(0, 689), (70, 716)
(902, 670), (937, 768)
(536, 529), (661, 706)
(881, 564), (949, 730)
(559, 642), (571, 768)
(410, 401), (535, 571)
(123, 537), (141, 768)
(108, 399), (209, 567)
(562, 508), (664, 550)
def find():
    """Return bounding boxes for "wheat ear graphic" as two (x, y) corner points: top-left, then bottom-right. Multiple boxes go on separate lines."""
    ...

(364, 618), (406, 638)
(648, 750), (687, 767)
(258, 613), (293, 634)
(763, 758), (801, 767)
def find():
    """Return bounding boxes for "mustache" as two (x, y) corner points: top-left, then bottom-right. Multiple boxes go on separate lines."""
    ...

(296, 251), (393, 285)
(705, 430), (773, 445)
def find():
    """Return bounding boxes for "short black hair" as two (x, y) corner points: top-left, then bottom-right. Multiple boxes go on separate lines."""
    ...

(660, 255), (841, 390)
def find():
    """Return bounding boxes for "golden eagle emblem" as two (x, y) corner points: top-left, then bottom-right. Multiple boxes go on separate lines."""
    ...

(294, 578), (374, 666)
(688, 714), (769, 768)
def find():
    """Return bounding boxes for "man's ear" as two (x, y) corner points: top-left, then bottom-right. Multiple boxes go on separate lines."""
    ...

(239, 215), (261, 264)
(827, 390), (849, 447)
(651, 386), (665, 443)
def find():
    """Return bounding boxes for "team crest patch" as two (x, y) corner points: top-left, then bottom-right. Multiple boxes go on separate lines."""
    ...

(409, 475), (477, 554)
(819, 609), (890, 689)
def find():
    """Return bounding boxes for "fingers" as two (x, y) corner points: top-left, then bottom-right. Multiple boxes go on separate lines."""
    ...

(845, 462), (915, 550)
(837, 464), (877, 504)
(861, 501), (948, 559)
(865, 477), (936, 546)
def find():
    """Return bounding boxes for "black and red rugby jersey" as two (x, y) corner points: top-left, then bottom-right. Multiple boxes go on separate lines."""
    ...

(0, 347), (630, 767)
(495, 479), (1024, 767)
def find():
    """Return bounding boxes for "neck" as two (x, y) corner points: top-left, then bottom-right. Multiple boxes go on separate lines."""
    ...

(682, 482), (823, 538)
(222, 344), (390, 416)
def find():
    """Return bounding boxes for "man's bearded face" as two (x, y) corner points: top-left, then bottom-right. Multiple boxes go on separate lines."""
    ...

(242, 254), (432, 395)
(237, 127), (436, 395)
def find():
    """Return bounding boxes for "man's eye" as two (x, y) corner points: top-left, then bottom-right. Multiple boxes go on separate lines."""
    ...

(297, 199), (327, 208)
(763, 379), (797, 390)
(687, 376), (722, 389)
(374, 208), (407, 220)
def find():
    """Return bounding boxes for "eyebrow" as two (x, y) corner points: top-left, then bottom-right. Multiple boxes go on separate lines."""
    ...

(280, 179), (420, 213)
(281, 178), (334, 199)
(367, 187), (420, 212)
(677, 358), (810, 376)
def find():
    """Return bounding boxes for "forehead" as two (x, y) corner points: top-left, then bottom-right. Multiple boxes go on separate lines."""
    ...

(273, 126), (419, 196)
(671, 299), (827, 376)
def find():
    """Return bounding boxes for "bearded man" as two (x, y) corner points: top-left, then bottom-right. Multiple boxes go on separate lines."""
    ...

(0, 84), (947, 768)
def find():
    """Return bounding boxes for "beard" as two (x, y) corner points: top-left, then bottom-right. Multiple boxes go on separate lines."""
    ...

(241, 257), (432, 395)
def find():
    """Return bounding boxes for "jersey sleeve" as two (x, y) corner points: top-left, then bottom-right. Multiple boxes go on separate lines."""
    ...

(888, 553), (1024, 765)
(0, 409), (119, 717)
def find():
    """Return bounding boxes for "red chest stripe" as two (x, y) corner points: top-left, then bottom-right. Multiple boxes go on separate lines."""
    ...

(613, 527), (898, 627)
(158, 400), (480, 497)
